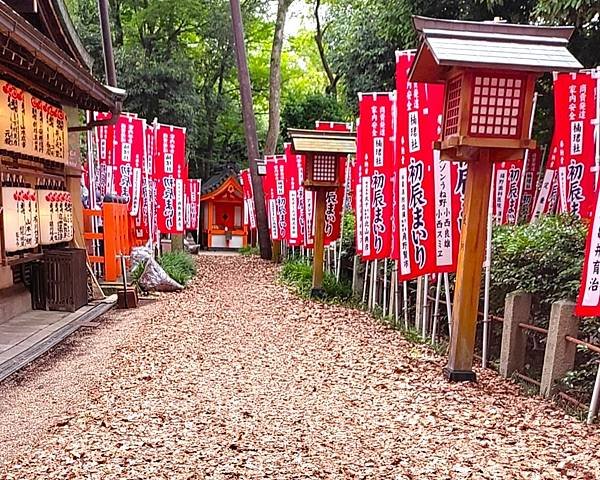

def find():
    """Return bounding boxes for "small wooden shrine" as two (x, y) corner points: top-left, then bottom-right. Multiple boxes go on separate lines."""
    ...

(200, 168), (247, 250)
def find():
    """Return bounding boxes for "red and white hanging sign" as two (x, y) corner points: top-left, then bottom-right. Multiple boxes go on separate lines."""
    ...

(262, 155), (288, 241)
(37, 190), (73, 245)
(518, 148), (542, 223)
(394, 50), (464, 280)
(493, 160), (522, 225)
(357, 93), (396, 260)
(284, 143), (305, 246)
(551, 72), (597, 219)
(94, 112), (115, 198)
(184, 179), (201, 231)
(154, 123), (187, 234)
(315, 121), (350, 246)
(577, 188), (600, 316)
(1, 187), (39, 252)
(239, 169), (257, 230)
(113, 115), (145, 215)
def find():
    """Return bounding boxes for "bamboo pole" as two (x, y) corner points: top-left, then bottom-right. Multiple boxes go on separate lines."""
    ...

(403, 280), (409, 329)
(362, 260), (370, 304)
(383, 259), (388, 316)
(373, 259), (379, 310)
(421, 274), (429, 340)
(415, 276), (424, 330)
(388, 261), (395, 318)
(394, 261), (400, 327)
(432, 274), (442, 343)
(444, 273), (453, 339)
(482, 169), (495, 369)
(587, 363), (600, 424)
(352, 254), (359, 293)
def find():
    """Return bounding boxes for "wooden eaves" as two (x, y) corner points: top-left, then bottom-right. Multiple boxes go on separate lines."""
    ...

(287, 128), (356, 155)
(0, 1), (124, 114)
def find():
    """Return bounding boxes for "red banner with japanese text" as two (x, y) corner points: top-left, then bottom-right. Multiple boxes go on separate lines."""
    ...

(356, 93), (395, 260)
(576, 188), (600, 315)
(184, 179), (201, 231)
(239, 169), (257, 230)
(493, 160), (522, 225)
(113, 115), (145, 215)
(315, 121), (349, 247)
(395, 50), (463, 280)
(518, 148), (542, 223)
(94, 112), (114, 198)
(154, 123), (187, 234)
(262, 155), (288, 241)
(531, 148), (560, 223)
(551, 72), (597, 219)
(284, 143), (305, 246)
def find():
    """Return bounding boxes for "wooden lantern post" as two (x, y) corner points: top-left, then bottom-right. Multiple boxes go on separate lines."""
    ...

(288, 129), (356, 297)
(409, 16), (582, 381)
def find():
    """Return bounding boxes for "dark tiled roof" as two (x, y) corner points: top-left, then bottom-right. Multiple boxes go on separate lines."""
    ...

(201, 167), (239, 195)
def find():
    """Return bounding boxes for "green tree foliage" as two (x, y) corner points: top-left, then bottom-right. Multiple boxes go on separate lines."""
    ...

(280, 92), (349, 140)
(66, 0), (271, 178)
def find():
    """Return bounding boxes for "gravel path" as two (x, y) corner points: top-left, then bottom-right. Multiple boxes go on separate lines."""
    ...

(0, 254), (599, 479)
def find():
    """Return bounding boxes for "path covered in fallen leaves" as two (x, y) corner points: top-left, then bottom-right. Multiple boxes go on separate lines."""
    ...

(1, 254), (599, 479)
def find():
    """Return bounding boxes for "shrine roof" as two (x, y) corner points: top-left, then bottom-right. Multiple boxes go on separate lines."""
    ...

(201, 167), (240, 197)
(410, 16), (583, 83)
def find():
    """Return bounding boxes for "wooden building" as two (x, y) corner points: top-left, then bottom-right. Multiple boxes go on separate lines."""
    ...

(0, 0), (124, 318)
(200, 168), (247, 250)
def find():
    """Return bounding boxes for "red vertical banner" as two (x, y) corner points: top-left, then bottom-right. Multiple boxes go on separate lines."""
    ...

(315, 121), (350, 246)
(551, 72), (597, 219)
(493, 159), (523, 225)
(353, 126), (364, 256)
(138, 123), (156, 240)
(531, 147), (559, 222)
(154, 124), (187, 234)
(518, 148), (542, 223)
(357, 93), (395, 260)
(395, 50), (460, 280)
(184, 179), (201, 231)
(94, 112), (114, 198)
(239, 169), (257, 230)
(113, 115), (145, 214)
(577, 185), (600, 316)
(284, 143), (305, 246)
(262, 156), (288, 241)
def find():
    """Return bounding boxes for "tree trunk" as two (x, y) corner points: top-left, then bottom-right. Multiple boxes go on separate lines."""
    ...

(314, 0), (339, 99)
(229, 0), (272, 260)
(265, 0), (293, 155)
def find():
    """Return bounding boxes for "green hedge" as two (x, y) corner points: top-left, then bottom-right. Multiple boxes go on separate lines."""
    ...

(489, 215), (587, 326)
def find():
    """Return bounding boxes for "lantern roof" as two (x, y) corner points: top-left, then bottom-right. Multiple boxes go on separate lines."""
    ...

(409, 16), (583, 83)
(288, 128), (356, 155)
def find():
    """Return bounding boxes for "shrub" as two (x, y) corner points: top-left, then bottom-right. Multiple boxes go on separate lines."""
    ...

(239, 245), (259, 256)
(158, 251), (197, 286)
(489, 214), (600, 402)
(488, 214), (587, 327)
(280, 258), (353, 301)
